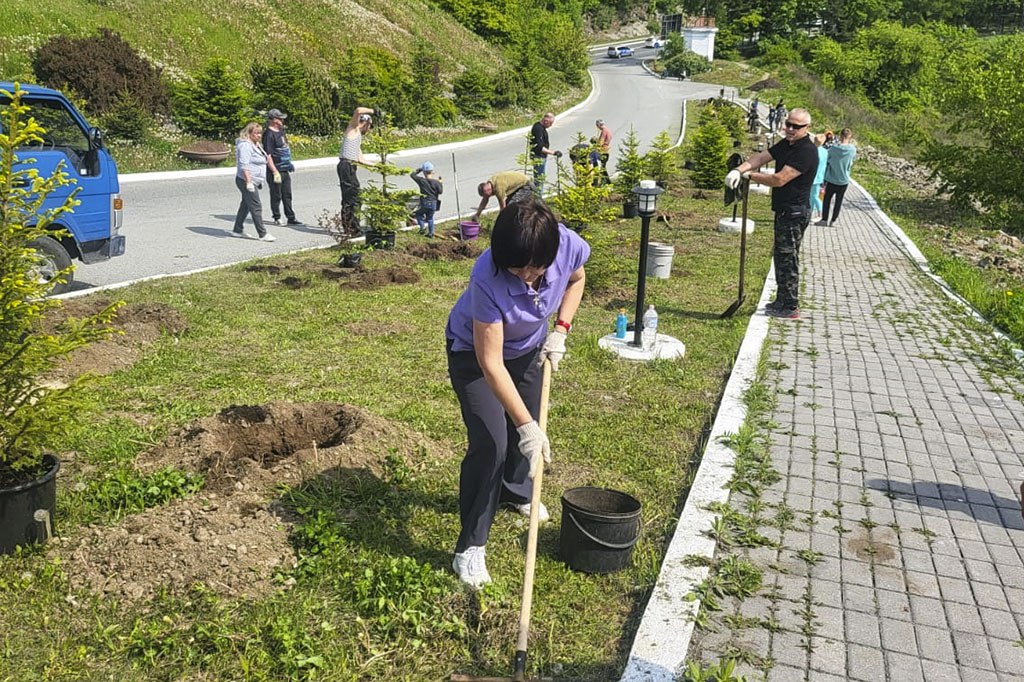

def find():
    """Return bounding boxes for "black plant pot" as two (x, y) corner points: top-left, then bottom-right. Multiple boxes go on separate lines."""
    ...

(623, 201), (639, 219)
(0, 454), (60, 554)
(338, 252), (363, 268)
(365, 229), (396, 250)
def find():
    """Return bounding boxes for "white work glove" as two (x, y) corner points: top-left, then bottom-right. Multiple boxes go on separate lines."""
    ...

(273, 171), (282, 184)
(245, 181), (256, 192)
(725, 169), (744, 190)
(539, 329), (567, 372)
(516, 420), (551, 478)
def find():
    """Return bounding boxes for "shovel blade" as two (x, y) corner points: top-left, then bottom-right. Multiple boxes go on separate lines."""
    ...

(719, 295), (746, 319)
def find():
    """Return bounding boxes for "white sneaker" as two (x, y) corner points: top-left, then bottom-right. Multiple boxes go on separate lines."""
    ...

(259, 233), (277, 242)
(511, 502), (550, 523)
(230, 231), (248, 238)
(273, 218), (282, 226)
(452, 546), (491, 588)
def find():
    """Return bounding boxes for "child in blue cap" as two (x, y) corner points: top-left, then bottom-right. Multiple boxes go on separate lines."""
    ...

(410, 162), (443, 237)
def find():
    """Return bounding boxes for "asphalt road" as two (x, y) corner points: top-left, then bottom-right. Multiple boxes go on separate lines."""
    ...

(67, 49), (729, 293)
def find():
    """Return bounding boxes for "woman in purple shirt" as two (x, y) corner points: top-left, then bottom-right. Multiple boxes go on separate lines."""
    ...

(445, 201), (589, 588)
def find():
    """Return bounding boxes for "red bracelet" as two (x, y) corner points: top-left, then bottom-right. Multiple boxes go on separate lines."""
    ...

(555, 319), (571, 333)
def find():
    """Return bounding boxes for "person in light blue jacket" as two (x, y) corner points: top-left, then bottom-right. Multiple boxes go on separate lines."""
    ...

(810, 134), (828, 221)
(817, 128), (857, 226)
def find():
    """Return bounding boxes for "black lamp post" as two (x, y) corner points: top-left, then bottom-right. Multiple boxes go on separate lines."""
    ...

(630, 180), (664, 347)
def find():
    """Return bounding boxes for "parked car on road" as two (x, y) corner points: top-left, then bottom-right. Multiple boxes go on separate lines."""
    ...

(616, 46), (634, 58)
(644, 36), (665, 48)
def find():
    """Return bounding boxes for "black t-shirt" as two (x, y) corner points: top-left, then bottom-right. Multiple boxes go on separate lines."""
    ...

(262, 127), (293, 171)
(768, 135), (818, 212)
(530, 121), (549, 158)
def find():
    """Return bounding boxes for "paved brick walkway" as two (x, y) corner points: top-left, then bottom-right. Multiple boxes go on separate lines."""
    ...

(686, 183), (1024, 681)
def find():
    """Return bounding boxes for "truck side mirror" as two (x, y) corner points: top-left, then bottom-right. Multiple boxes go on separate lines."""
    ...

(89, 127), (105, 150)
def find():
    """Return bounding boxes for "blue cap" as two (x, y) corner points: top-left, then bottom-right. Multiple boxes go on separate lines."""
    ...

(421, 161), (434, 172)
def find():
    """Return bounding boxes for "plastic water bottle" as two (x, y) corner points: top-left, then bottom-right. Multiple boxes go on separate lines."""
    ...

(642, 305), (658, 350)
(615, 309), (628, 339)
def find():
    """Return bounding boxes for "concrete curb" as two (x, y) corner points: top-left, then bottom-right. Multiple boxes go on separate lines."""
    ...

(620, 269), (775, 681)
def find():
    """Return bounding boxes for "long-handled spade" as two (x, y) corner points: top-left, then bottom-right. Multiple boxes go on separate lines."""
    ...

(720, 177), (750, 319)
(452, 360), (554, 682)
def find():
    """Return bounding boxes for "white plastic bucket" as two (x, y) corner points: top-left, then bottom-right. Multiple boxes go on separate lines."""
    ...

(645, 242), (674, 279)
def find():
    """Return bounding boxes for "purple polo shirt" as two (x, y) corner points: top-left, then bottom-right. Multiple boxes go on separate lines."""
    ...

(446, 224), (590, 358)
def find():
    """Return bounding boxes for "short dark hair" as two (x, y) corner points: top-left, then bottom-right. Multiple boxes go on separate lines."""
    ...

(490, 201), (560, 271)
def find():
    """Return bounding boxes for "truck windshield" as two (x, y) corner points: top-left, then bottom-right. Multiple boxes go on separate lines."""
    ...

(0, 96), (89, 156)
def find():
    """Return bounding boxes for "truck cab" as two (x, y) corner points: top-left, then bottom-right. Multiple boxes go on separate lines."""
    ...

(0, 83), (125, 294)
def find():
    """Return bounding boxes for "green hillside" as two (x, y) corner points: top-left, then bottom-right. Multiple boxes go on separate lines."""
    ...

(0, 0), (505, 82)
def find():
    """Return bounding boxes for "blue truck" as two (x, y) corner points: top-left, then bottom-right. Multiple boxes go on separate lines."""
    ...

(1, 83), (125, 294)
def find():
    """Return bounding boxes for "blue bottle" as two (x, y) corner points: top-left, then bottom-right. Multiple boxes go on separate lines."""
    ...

(615, 308), (628, 339)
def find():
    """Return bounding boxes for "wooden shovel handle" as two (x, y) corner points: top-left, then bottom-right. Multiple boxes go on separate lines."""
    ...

(514, 359), (552, 668)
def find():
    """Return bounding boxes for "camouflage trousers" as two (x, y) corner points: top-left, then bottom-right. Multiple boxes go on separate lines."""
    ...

(772, 206), (811, 309)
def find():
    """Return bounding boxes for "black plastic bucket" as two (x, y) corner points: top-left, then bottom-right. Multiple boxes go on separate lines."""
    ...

(0, 454), (60, 555)
(559, 486), (641, 574)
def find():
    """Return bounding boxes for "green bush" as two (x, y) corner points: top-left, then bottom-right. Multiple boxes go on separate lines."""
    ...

(31, 28), (168, 116)
(643, 131), (680, 187)
(334, 48), (416, 127)
(614, 126), (647, 199)
(454, 67), (494, 119)
(250, 58), (315, 131)
(302, 76), (343, 137)
(172, 58), (251, 141)
(100, 90), (153, 142)
(663, 51), (712, 79)
(688, 117), (730, 190)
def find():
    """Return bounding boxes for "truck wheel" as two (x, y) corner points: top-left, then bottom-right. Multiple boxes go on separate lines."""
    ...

(28, 235), (73, 295)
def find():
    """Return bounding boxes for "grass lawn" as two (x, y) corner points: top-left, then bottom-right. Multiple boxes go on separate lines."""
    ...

(0, 105), (778, 681)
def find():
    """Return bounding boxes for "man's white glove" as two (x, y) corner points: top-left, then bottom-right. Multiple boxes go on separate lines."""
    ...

(725, 169), (743, 190)
(516, 420), (551, 478)
(273, 172), (282, 184)
(245, 181), (256, 192)
(539, 328), (567, 372)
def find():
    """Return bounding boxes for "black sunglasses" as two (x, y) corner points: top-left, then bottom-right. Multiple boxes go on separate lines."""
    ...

(783, 120), (809, 130)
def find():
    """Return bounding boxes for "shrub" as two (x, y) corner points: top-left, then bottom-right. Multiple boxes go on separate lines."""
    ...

(303, 77), (343, 137)
(0, 85), (120, 486)
(32, 28), (168, 116)
(454, 67), (494, 119)
(643, 131), (680, 187)
(172, 58), (250, 141)
(250, 58), (314, 131)
(663, 51), (712, 79)
(334, 48), (416, 127)
(101, 90), (152, 142)
(688, 117), (731, 190)
(614, 126), (647, 199)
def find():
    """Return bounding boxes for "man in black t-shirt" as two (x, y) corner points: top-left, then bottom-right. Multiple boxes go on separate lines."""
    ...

(262, 109), (300, 226)
(529, 112), (559, 192)
(726, 107), (818, 319)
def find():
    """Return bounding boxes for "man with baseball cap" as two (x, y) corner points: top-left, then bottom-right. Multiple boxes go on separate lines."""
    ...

(262, 108), (301, 226)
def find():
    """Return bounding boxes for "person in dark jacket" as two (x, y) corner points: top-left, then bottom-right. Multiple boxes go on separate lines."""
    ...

(410, 161), (443, 237)
(529, 113), (560, 191)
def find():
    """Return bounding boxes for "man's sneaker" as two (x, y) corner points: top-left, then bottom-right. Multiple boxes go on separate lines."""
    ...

(765, 299), (780, 312)
(259, 233), (277, 242)
(452, 546), (491, 588)
(273, 218), (282, 226)
(287, 219), (303, 226)
(765, 306), (801, 319)
(814, 219), (828, 227)
(511, 502), (550, 523)
(231, 231), (247, 239)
